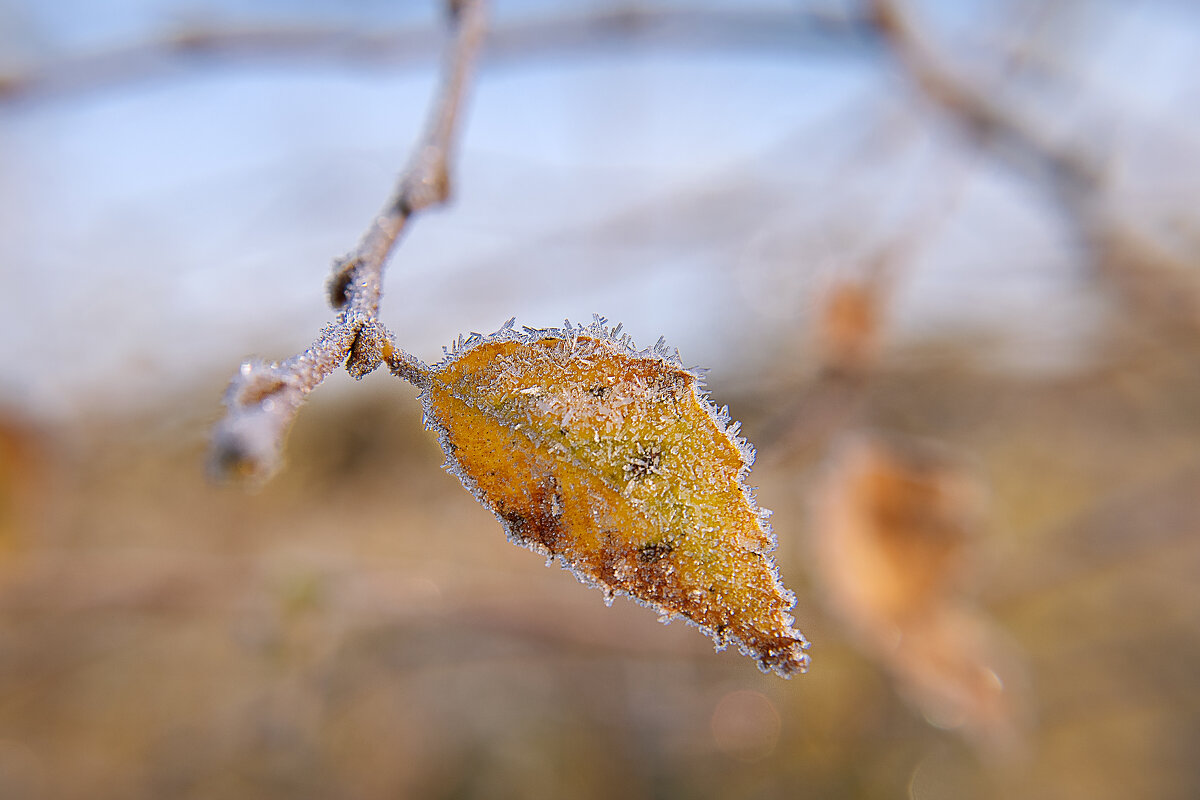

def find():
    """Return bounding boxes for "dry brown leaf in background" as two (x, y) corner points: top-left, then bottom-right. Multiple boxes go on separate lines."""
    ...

(812, 436), (978, 631)
(810, 434), (1028, 752)
(0, 415), (47, 571)
(815, 278), (884, 379)
(889, 605), (1030, 755)
(421, 318), (810, 676)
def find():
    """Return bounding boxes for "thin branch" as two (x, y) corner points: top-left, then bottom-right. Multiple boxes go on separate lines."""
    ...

(0, 27), (433, 105)
(209, 0), (486, 484)
(865, 0), (1200, 339)
(864, 0), (1098, 206)
(0, 7), (873, 107)
(328, 0), (485, 319)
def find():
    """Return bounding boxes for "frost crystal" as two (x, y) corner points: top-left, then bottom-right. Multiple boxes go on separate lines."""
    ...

(420, 316), (810, 676)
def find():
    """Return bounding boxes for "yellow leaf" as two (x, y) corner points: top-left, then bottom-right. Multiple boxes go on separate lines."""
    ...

(422, 319), (809, 676)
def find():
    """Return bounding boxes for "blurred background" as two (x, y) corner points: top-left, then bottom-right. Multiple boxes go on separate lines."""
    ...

(1, 0), (1199, 797)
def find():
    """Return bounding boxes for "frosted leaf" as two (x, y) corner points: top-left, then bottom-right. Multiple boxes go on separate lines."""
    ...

(811, 435), (1028, 749)
(420, 317), (810, 676)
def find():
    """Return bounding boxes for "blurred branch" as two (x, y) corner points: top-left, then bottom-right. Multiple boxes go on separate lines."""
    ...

(0, 26), (432, 104)
(864, 0), (1098, 208)
(209, 0), (486, 484)
(0, 6), (873, 107)
(865, 0), (1200, 338)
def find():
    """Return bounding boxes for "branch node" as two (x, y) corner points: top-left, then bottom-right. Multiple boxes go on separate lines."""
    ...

(209, 403), (290, 484)
(228, 360), (290, 406)
(345, 318), (391, 379)
(399, 146), (452, 213)
(327, 256), (358, 309)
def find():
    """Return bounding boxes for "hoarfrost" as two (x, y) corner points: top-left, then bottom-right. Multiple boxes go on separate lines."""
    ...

(420, 315), (810, 676)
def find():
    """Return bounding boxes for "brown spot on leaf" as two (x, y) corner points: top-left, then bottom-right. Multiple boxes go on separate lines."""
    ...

(653, 370), (691, 402)
(624, 443), (663, 482)
(637, 541), (673, 564)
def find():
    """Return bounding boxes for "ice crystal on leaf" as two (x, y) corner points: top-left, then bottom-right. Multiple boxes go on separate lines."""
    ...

(420, 317), (810, 676)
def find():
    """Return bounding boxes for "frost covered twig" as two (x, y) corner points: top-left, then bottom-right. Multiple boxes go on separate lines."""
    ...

(209, 0), (486, 483)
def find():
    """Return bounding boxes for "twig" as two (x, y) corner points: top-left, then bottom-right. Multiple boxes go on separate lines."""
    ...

(209, 0), (486, 484)
(0, 7), (872, 107)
